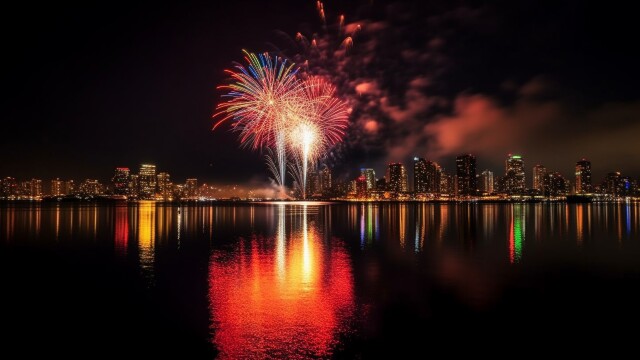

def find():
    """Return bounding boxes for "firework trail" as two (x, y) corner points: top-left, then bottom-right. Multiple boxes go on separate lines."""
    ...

(215, 51), (349, 199)
(288, 77), (349, 198)
(291, 2), (361, 73)
(217, 1), (443, 195)
(214, 2), (355, 199)
(214, 50), (304, 191)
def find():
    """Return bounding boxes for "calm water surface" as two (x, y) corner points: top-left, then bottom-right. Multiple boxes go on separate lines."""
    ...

(2, 202), (640, 357)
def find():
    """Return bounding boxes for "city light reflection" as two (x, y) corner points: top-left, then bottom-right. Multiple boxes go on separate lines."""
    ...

(114, 205), (129, 256)
(138, 202), (156, 285)
(399, 204), (407, 248)
(54, 205), (60, 241)
(209, 204), (355, 358)
(576, 205), (584, 245)
(509, 205), (525, 264)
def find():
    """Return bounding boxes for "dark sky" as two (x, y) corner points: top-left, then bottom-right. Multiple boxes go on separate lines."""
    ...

(2, 0), (639, 185)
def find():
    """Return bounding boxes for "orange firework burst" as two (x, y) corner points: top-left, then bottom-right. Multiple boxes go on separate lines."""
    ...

(214, 52), (349, 198)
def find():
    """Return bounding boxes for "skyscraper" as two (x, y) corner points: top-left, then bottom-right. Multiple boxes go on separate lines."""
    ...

(605, 172), (621, 196)
(318, 166), (332, 193)
(413, 158), (427, 193)
(533, 165), (546, 193)
(29, 179), (42, 198)
(575, 159), (592, 194)
(157, 172), (172, 200)
(128, 175), (139, 198)
(51, 178), (64, 196)
(387, 163), (408, 193)
(505, 154), (525, 195)
(139, 164), (157, 199)
(456, 154), (477, 196)
(63, 180), (75, 196)
(544, 172), (569, 196)
(1, 177), (18, 198)
(79, 179), (102, 196)
(186, 178), (198, 199)
(439, 171), (453, 196)
(112, 167), (130, 196)
(480, 170), (494, 194)
(360, 168), (376, 190)
(619, 176), (634, 197)
(307, 171), (319, 196)
(356, 175), (368, 198)
(425, 161), (441, 194)
(19, 181), (30, 197)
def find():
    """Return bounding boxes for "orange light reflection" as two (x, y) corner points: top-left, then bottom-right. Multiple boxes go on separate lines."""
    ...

(114, 206), (128, 255)
(138, 202), (155, 284)
(209, 205), (354, 358)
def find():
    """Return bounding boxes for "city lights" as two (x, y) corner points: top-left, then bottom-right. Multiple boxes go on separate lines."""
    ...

(2, 155), (638, 202)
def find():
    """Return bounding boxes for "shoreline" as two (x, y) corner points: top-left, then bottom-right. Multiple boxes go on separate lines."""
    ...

(1, 197), (639, 204)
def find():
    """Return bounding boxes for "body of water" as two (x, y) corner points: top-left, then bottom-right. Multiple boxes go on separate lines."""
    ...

(2, 201), (640, 357)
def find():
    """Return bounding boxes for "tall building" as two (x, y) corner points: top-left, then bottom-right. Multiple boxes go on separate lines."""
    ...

(186, 178), (198, 199)
(619, 176), (634, 196)
(1, 177), (18, 198)
(79, 179), (102, 196)
(139, 164), (157, 199)
(413, 158), (427, 193)
(533, 165), (546, 193)
(480, 170), (494, 194)
(605, 172), (621, 196)
(128, 175), (139, 197)
(346, 179), (356, 194)
(29, 179), (42, 198)
(157, 172), (172, 200)
(414, 158), (440, 194)
(318, 167), (332, 193)
(387, 163), (408, 193)
(19, 181), (30, 197)
(439, 171), (453, 196)
(356, 175), (368, 198)
(494, 175), (506, 194)
(360, 168), (376, 190)
(505, 154), (526, 195)
(425, 161), (441, 194)
(63, 180), (75, 196)
(112, 167), (130, 196)
(319, 166), (332, 193)
(456, 154), (477, 196)
(51, 178), (64, 196)
(307, 171), (319, 196)
(575, 159), (592, 194)
(544, 172), (569, 196)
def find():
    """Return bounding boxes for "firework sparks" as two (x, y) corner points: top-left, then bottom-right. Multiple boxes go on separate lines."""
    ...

(341, 37), (353, 52)
(214, 0), (354, 199)
(215, 52), (349, 199)
(288, 77), (349, 198)
(214, 50), (305, 191)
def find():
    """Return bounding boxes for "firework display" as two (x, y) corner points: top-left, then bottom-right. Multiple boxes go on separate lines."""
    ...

(214, 51), (304, 190)
(214, 51), (349, 199)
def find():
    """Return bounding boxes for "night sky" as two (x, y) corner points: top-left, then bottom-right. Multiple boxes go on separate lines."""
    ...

(2, 0), (638, 185)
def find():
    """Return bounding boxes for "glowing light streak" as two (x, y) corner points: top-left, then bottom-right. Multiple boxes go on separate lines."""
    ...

(215, 53), (348, 199)
(208, 205), (355, 358)
(509, 205), (524, 264)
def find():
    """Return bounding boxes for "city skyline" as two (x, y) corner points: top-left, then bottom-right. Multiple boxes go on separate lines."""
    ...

(2, 1), (639, 183)
(2, 152), (637, 200)
(1, 150), (632, 188)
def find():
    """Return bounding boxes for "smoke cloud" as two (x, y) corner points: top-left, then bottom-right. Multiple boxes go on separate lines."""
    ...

(268, 0), (640, 182)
